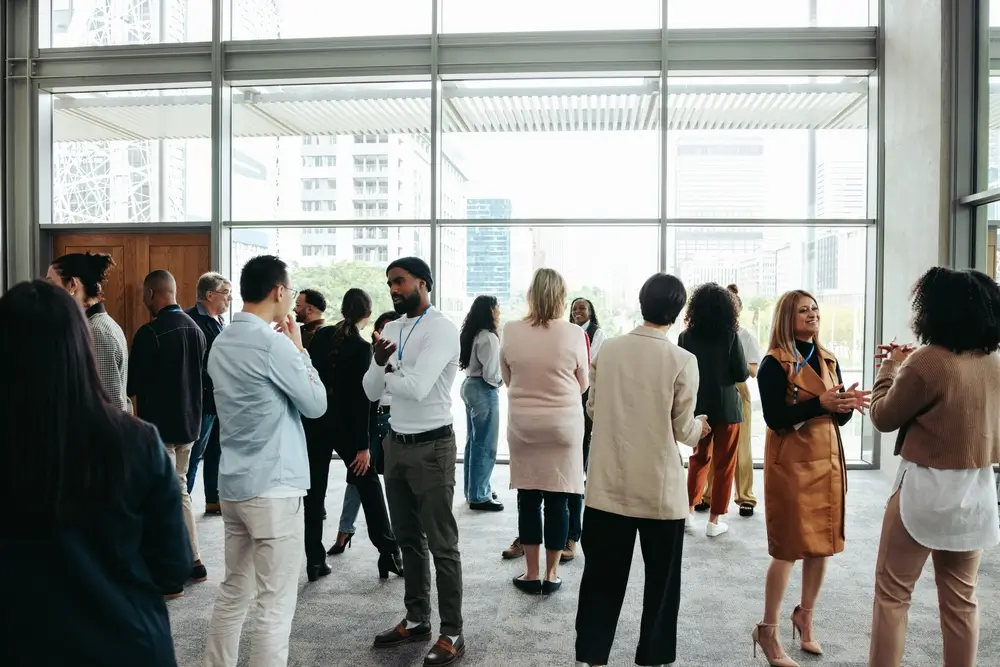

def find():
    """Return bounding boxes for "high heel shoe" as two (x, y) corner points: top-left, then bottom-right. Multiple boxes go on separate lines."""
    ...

(327, 532), (354, 556)
(751, 623), (799, 667)
(306, 562), (332, 582)
(790, 605), (823, 655)
(377, 551), (404, 579)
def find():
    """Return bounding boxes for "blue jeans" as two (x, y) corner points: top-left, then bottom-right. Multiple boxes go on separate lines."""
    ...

(339, 410), (390, 534)
(186, 413), (220, 503)
(461, 377), (500, 504)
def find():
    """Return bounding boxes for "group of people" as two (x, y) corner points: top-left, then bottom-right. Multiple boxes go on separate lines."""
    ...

(2, 245), (999, 667)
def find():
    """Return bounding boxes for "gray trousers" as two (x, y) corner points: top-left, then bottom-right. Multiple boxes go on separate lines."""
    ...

(383, 429), (464, 637)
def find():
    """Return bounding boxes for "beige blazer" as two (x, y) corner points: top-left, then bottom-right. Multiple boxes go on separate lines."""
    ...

(585, 325), (702, 521)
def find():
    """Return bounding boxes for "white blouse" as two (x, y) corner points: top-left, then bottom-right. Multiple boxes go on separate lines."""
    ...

(581, 322), (607, 360)
(892, 458), (1000, 552)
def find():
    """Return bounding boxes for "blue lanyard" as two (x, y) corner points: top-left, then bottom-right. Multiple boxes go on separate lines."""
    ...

(794, 344), (815, 377)
(396, 310), (427, 366)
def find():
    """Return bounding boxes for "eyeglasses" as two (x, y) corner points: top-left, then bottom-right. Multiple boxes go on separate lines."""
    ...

(209, 289), (232, 296)
(281, 284), (299, 297)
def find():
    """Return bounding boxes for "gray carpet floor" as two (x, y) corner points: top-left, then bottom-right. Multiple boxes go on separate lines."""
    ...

(170, 454), (1000, 666)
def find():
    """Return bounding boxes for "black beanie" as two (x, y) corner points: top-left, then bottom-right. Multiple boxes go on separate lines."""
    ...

(386, 256), (434, 292)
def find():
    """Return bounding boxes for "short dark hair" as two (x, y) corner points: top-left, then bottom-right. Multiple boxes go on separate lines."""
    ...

(240, 255), (289, 304)
(911, 267), (1000, 353)
(639, 273), (687, 326)
(300, 288), (327, 313)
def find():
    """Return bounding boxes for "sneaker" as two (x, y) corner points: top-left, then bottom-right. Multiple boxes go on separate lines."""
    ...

(501, 537), (524, 560)
(560, 539), (577, 563)
(190, 559), (207, 583)
(706, 521), (729, 537)
(685, 513), (695, 530)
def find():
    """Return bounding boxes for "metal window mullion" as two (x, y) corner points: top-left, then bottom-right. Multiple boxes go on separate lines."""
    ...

(429, 0), (441, 306)
(659, 0), (668, 274)
(211, 0), (231, 277)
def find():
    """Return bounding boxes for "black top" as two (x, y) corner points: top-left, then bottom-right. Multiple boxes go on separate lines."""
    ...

(306, 325), (377, 460)
(185, 303), (225, 415)
(678, 329), (750, 424)
(128, 305), (206, 443)
(2, 417), (193, 667)
(757, 339), (853, 431)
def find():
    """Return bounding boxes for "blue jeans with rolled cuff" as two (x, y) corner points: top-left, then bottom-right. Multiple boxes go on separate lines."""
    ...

(460, 377), (501, 504)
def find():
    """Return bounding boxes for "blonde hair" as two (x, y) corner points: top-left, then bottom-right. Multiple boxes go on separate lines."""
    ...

(767, 289), (827, 357)
(524, 268), (567, 327)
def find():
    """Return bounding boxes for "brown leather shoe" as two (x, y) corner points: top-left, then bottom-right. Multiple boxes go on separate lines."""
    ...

(560, 539), (577, 563)
(501, 537), (523, 560)
(373, 619), (432, 648)
(424, 634), (465, 666)
(204, 502), (221, 515)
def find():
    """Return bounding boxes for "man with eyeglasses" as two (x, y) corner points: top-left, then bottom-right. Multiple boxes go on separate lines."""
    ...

(185, 272), (233, 515)
(205, 255), (326, 667)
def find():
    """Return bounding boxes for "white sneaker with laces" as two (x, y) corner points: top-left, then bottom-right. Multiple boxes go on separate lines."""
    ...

(706, 521), (729, 537)
(685, 513), (695, 530)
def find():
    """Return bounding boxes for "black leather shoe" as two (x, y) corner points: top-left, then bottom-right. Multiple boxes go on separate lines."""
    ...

(512, 575), (542, 595)
(694, 502), (710, 513)
(739, 503), (755, 517)
(374, 619), (432, 648)
(378, 551), (404, 579)
(327, 532), (354, 555)
(542, 578), (562, 595)
(424, 634), (465, 666)
(307, 562), (332, 582)
(190, 560), (208, 583)
(469, 499), (504, 512)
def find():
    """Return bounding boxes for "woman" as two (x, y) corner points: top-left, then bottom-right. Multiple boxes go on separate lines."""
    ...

(330, 310), (400, 555)
(46, 251), (131, 413)
(460, 295), (503, 512)
(867, 268), (1000, 667)
(0, 280), (192, 667)
(751, 289), (869, 667)
(679, 282), (749, 537)
(696, 284), (763, 517)
(501, 268), (589, 595)
(304, 289), (403, 582)
(574, 273), (709, 667)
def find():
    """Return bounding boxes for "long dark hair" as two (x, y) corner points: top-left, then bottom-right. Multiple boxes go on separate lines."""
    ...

(460, 295), (499, 370)
(0, 280), (128, 528)
(329, 288), (373, 359)
(50, 252), (116, 302)
(685, 282), (739, 342)
(372, 311), (399, 343)
(570, 297), (600, 342)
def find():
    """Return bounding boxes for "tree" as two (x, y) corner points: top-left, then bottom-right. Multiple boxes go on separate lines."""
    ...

(292, 261), (395, 324)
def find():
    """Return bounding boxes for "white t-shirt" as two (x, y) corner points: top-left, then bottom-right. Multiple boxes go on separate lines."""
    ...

(580, 322), (607, 360)
(737, 326), (763, 365)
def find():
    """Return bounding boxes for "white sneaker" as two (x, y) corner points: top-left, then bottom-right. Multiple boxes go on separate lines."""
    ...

(685, 513), (695, 530)
(706, 521), (729, 537)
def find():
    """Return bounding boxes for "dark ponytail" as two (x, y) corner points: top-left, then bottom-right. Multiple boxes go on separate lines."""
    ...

(51, 252), (116, 301)
(329, 288), (373, 364)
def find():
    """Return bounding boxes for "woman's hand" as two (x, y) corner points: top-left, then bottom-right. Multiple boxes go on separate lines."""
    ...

(819, 384), (855, 414)
(696, 414), (710, 438)
(875, 341), (916, 368)
(840, 382), (871, 415)
(350, 449), (371, 476)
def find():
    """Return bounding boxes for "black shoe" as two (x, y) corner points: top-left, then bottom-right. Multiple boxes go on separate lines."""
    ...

(374, 619), (432, 648)
(190, 560), (208, 583)
(694, 502), (710, 513)
(307, 562), (332, 582)
(327, 532), (354, 555)
(424, 634), (465, 666)
(469, 499), (504, 512)
(378, 551), (404, 579)
(512, 575), (542, 595)
(739, 503), (755, 517)
(542, 578), (562, 595)
(163, 588), (184, 600)
(322, 508), (328, 520)
(492, 491), (498, 500)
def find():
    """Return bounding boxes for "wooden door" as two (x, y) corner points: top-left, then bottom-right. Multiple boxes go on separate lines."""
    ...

(51, 232), (211, 343)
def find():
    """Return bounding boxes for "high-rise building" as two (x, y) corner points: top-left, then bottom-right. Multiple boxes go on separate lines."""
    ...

(466, 199), (512, 302)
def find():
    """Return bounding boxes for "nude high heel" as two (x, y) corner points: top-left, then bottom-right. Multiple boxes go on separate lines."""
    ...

(790, 605), (823, 655)
(751, 623), (800, 667)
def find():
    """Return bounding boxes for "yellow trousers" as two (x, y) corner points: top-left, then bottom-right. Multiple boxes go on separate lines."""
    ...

(702, 382), (756, 507)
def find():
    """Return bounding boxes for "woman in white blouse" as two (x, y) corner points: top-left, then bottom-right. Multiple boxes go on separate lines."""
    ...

(459, 295), (504, 512)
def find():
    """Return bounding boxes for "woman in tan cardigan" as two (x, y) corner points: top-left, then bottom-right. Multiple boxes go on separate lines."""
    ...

(868, 267), (1000, 667)
(751, 290), (870, 667)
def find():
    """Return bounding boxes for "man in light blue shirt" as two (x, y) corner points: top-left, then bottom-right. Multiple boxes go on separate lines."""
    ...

(204, 255), (326, 667)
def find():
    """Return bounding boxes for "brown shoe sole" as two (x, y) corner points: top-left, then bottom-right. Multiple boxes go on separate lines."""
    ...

(559, 552), (575, 563)
(164, 591), (184, 600)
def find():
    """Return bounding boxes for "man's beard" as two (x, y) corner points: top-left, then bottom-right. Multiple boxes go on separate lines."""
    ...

(295, 311), (307, 324)
(393, 290), (421, 315)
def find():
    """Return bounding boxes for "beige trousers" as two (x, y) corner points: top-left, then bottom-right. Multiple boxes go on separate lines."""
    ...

(164, 442), (200, 561)
(702, 383), (755, 506)
(868, 491), (982, 667)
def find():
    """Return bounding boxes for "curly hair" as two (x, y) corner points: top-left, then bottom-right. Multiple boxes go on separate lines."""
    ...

(684, 282), (739, 341)
(460, 295), (498, 370)
(910, 267), (1000, 353)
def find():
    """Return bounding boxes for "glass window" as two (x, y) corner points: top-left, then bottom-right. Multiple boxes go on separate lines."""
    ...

(47, 0), (212, 47)
(666, 224), (870, 461)
(666, 77), (870, 219)
(229, 81), (432, 222)
(441, 225), (659, 462)
(442, 0), (660, 33)
(442, 78), (661, 219)
(51, 88), (211, 224)
(232, 0), (432, 40)
(666, 0), (871, 29)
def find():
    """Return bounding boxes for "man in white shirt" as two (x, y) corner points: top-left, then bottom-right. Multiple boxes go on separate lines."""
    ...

(204, 255), (327, 667)
(363, 257), (465, 667)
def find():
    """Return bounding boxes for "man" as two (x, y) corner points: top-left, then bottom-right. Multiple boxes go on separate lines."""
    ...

(128, 269), (207, 598)
(294, 288), (327, 349)
(204, 255), (326, 667)
(185, 272), (232, 515)
(362, 257), (465, 667)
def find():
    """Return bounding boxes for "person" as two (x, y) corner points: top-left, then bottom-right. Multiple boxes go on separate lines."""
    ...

(750, 289), (869, 667)
(363, 257), (466, 667)
(0, 280), (192, 667)
(295, 288), (328, 349)
(128, 269), (207, 597)
(46, 251), (131, 413)
(867, 267), (1000, 667)
(304, 288), (403, 582)
(331, 310), (399, 555)
(185, 272), (232, 515)
(696, 283), (763, 517)
(679, 282), (749, 537)
(563, 296), (606, 561)
(501, 268), (589, 596)
(204, 255), (327, 667)
(574, 273), (709, 667)
(460, 295), (503, 512)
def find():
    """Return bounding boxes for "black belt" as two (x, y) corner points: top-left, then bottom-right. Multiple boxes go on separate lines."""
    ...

(392, 424), (453, 445)
(377, 405), (391, 415)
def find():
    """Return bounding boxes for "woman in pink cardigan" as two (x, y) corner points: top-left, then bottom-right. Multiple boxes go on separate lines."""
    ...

(501, 268), (590, 595)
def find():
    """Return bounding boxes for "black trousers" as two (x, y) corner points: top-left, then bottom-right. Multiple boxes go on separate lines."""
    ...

(304, 432), (397, 567)
(575, 507), (685, 666)
(567, 389), (593, 542)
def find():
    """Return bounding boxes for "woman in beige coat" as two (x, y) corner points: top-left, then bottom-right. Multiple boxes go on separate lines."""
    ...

(501, 268), (589, 595)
